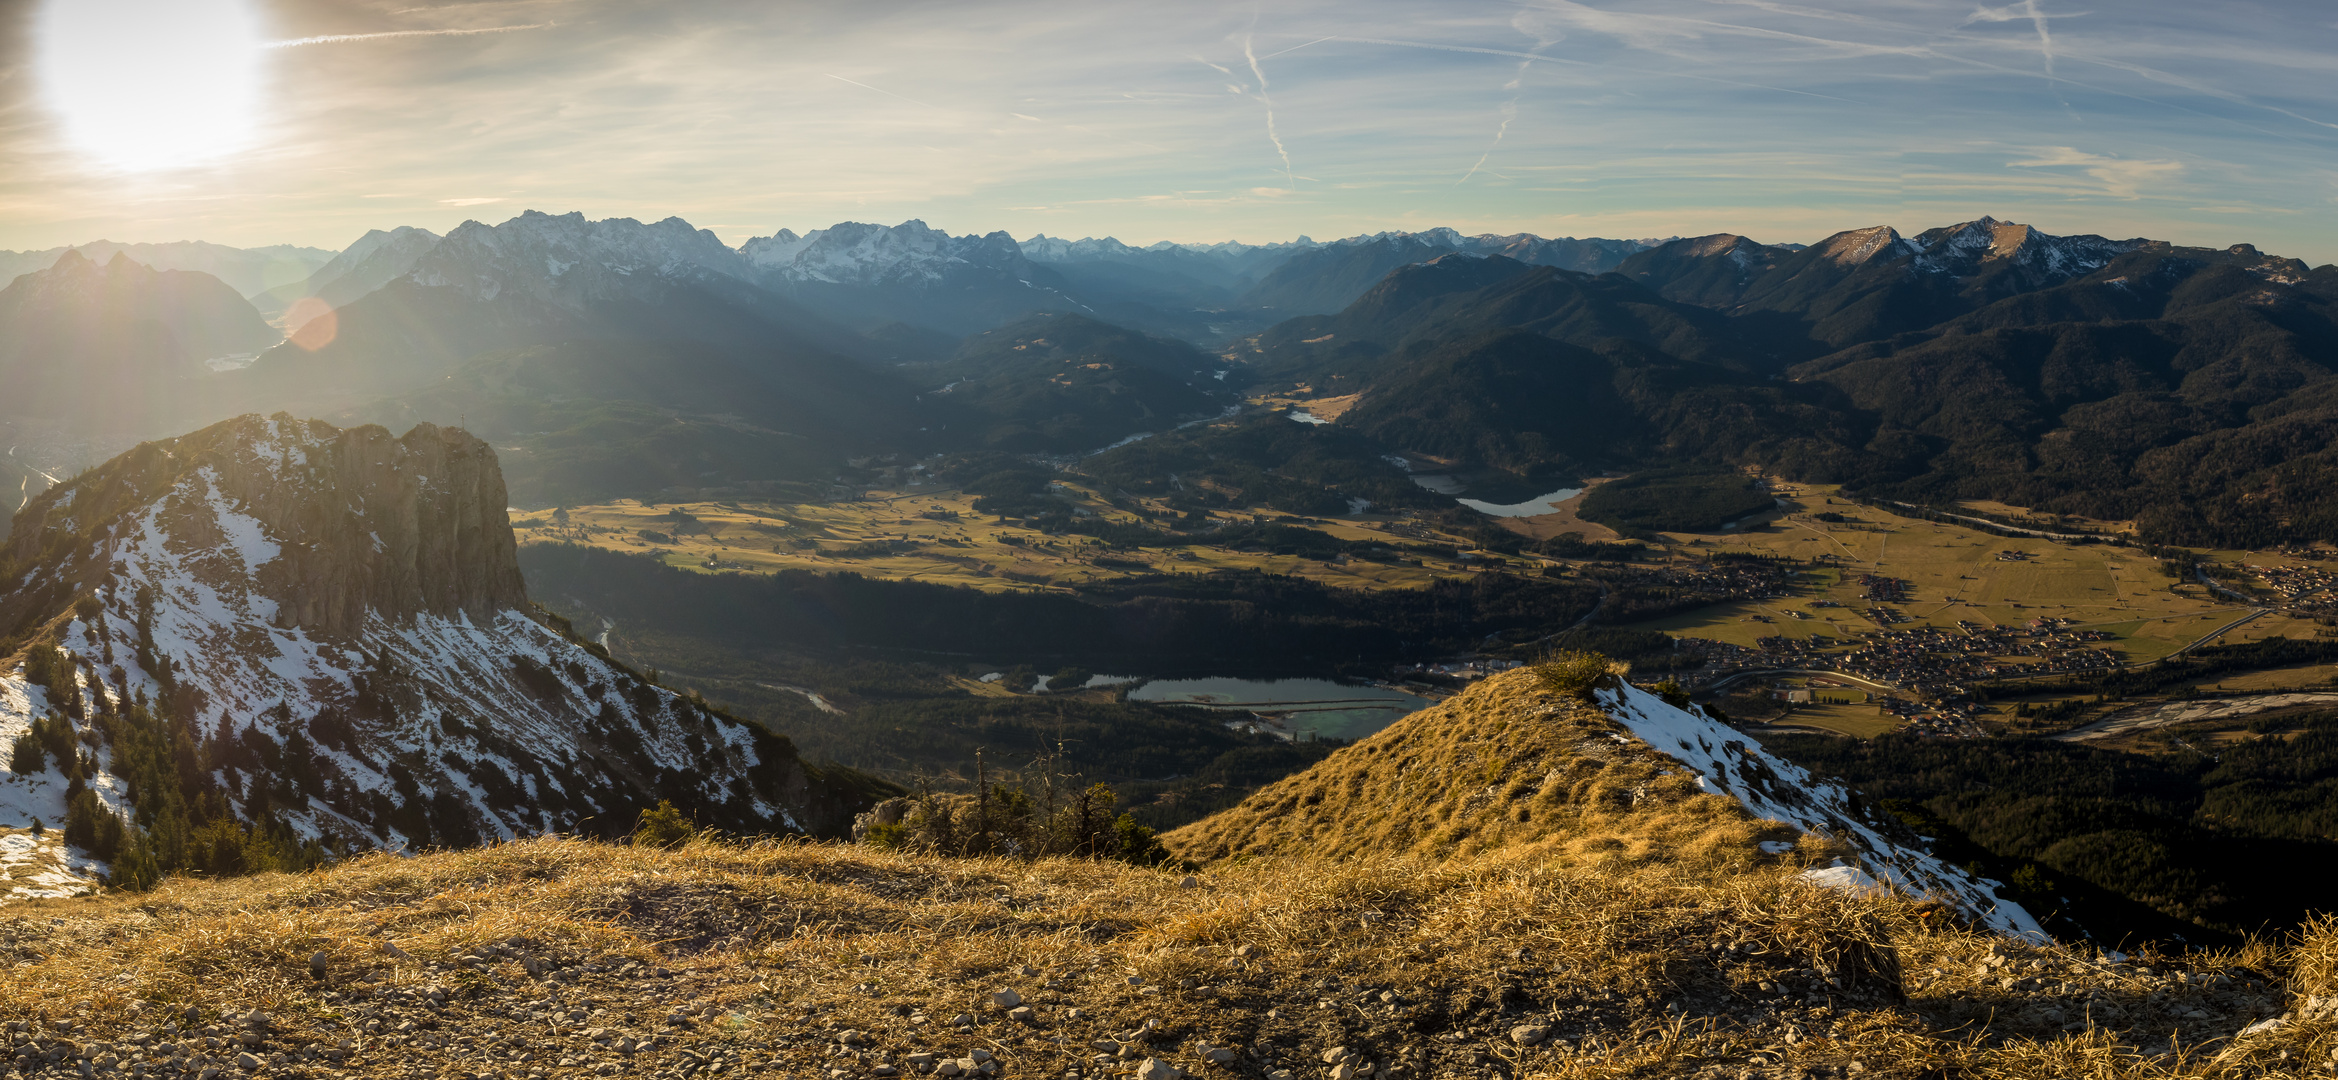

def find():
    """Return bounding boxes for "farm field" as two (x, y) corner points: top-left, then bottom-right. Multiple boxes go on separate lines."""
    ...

(514, 482), (1484, 593)
(518, 475), (2315, 700)
(1628, 485), (2282, 662)
(1760, 702), (1903, 739)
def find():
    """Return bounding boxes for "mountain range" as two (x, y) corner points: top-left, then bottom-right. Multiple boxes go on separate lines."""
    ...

(5, 210), (2337, 544)
(0, 240), (335, 305)
(1131, 216), (2338, 548)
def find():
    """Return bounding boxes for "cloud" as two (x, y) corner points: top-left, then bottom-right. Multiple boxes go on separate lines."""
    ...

(1, 0), (2334, 263)
(2006, 147), (2182, 198)
(1456, 18), (1555, 187)
(440, 197), (504, 206)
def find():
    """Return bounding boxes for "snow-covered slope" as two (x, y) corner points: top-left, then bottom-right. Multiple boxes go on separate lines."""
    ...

(739, 219), (1080, 332)
(1594, 681), (2047, 941)
(1910, 216), (2137, 282)
(0, 415), (885, 889)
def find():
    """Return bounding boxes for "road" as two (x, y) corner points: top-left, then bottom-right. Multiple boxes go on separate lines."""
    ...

(1704, 667), (1901, 694)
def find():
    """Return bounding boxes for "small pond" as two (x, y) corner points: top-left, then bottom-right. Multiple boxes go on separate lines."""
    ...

(1127, 677), (1438, 741)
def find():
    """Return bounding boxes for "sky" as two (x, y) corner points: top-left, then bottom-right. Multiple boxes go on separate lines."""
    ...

(1, 0), (2335, 262)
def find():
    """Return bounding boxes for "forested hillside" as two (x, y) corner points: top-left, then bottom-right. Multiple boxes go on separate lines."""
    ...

(1770, 717), (2338, 936)
(1231, 218), (2338, 548)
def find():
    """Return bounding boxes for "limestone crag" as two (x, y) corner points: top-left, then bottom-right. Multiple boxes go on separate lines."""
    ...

(198, 417), (526, 635)
(3, 415), (524, 638)
(0, 414), (893, 856)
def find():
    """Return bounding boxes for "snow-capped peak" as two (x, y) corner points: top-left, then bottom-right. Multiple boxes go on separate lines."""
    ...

(1910, 216), (2138, 281)
(1813, 225), (1920, 267)
(407, 210), (748, 304)
(740, 219), (1032, 287)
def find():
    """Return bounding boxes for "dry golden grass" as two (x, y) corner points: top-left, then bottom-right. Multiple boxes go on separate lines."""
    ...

(5, 673), (2335, 1078)
(1, 836), (2333, 1079)
(518, 489), (1465, 596)
(1163, 670), (1800, 870)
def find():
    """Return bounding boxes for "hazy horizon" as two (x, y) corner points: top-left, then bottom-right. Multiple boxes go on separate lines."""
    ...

(3, 1), (2335, 263)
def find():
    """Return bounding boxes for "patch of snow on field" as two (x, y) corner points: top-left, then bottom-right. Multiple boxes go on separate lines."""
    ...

(0, 828), (102, 899)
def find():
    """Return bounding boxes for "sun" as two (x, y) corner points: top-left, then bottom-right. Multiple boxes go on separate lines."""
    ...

(36, 0), (265, 171)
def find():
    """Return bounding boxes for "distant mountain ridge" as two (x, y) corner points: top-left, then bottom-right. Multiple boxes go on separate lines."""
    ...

(0, 240), (334, 300)
(1616, 216), (2155, 347)
(233, 210), (871, 409)
(264, 225), (441, 322)
(1206, 213), (2338, 548)
(0, 250), (279, 425)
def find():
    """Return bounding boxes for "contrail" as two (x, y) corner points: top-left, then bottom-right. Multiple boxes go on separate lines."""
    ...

(264, 23), (549, 48)
(825, 74), (943, 111)
(1458, 42), (1544, 187)
(2021, 0), (2054, 77)
(1243, 34), (1294, 184)
(1455, 100), (1517, 186)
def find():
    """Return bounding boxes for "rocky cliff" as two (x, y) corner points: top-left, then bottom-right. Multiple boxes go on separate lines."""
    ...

(0, 415), (892, 886)
(4, 415), (524, 637)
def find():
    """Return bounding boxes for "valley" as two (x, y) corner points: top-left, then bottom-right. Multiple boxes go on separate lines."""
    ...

(6, 209), (2338, 1073)
(517, 457), (2323, 751)
(515, 483), (1457, 595)
(11, 5), (2338, 1073)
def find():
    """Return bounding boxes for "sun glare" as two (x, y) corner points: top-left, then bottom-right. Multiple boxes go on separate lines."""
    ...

(36, 0), (265, 171)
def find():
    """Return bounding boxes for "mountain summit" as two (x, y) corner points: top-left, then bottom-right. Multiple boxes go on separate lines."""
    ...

(1168, 667), (2045, 940)
(0, 415), (887, 882)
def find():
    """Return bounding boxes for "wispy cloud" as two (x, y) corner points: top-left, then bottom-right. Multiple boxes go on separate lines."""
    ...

(264, 24), (552, 49)
(1457, 16), (1557, 186)
(2007, 146), (2181, 199)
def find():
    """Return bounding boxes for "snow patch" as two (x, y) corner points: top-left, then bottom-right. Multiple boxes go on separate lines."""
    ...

(1596, 681), (2047, 942)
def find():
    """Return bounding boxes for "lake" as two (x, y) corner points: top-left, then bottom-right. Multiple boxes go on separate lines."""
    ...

(1455, 486), (1584, 518)
(1127, 677), (1439, 740)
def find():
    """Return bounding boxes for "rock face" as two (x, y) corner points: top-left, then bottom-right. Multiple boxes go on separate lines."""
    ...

(0, 414), (890, 864)
(203, 417), (526, 636)
(4, 415), (524, 637)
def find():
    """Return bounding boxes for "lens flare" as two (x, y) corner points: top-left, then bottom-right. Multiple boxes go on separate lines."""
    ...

(36, 0), (265, 170)
(286, 297), (338, 350)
